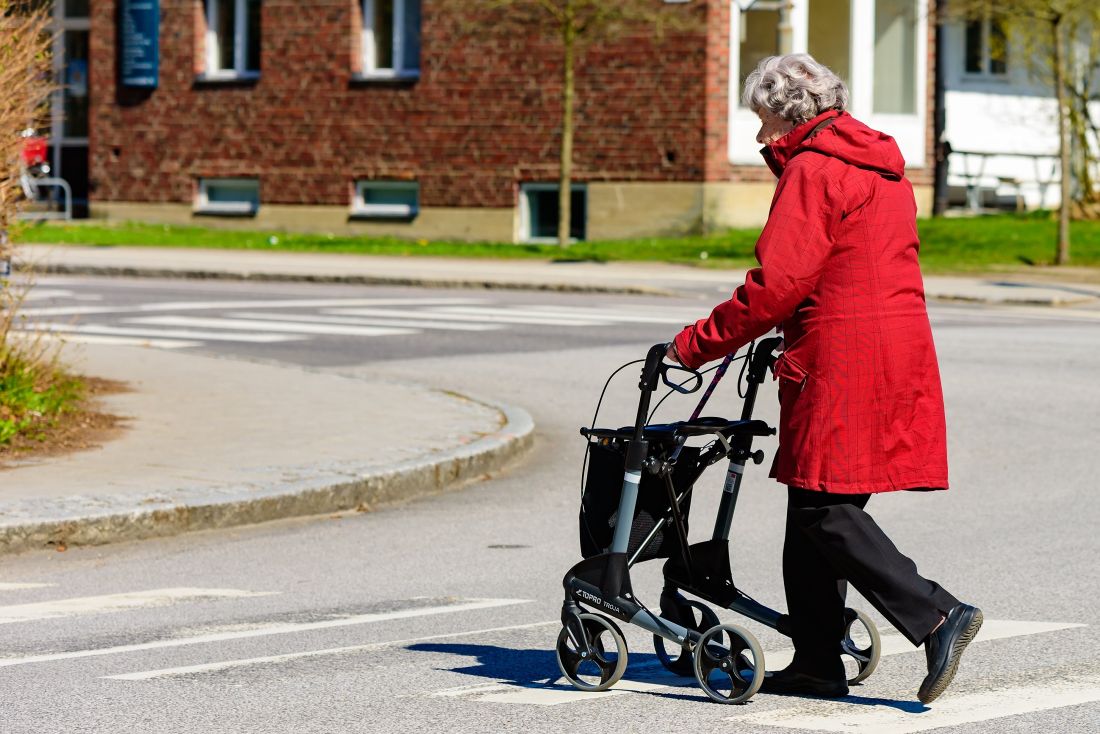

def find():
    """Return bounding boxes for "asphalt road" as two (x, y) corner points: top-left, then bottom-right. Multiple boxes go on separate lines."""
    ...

(1, 276), (1098, 733)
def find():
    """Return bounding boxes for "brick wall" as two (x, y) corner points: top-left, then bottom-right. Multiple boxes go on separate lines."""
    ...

(90, 0), (710, 210)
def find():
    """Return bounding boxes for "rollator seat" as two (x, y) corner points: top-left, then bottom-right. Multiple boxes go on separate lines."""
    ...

(580, 417), (774, 442)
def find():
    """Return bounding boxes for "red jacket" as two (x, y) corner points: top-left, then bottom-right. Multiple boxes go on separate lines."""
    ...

(674, 110), (948, 494)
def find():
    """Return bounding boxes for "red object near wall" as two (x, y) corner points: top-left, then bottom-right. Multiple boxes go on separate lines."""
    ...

(21, 136), (48, 167)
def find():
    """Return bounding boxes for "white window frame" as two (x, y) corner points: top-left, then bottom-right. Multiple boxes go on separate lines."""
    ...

(962, 17), (1008, 79)
(728, 0), (927, 169)
(361, 0), (420, 79)
(519, 182), (587, 244)
(204, 0), (260, 81)
(351, 180), (419, 218)
(195, 177), (260, 216)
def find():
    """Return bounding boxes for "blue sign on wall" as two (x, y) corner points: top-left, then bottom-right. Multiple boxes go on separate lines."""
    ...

(120, 0), (159, 88)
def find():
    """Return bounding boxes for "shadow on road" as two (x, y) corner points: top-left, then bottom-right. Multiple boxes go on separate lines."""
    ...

(409, 642), (922, 711)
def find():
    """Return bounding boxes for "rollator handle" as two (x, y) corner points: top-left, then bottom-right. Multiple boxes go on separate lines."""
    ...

(747, 336), (784, 384)
(639, 343), (668, 392)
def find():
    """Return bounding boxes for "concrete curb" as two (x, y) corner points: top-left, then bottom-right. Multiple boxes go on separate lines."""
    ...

(929, 293), (1098, 307)
(31, 262), (676, 297)
(0, 395), (534, 557)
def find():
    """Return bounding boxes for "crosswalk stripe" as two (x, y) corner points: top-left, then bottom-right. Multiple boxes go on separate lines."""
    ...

(726, 675), (1100, 732)
(230, 311), (502, 332)
(34, 323), (304, 343)
(506, 306), (701, 324)
(19, 297), (485, 318)
(326, 307), (612, 327)
(21, 332), (202, 349)
(0, 598), (530, 669)
(764, 618), (1086, 671)
(0, 588), (275, 625)
(103, 618), (555, 681)
(0, 583), (56, 591)
(128, 316), (416, 337)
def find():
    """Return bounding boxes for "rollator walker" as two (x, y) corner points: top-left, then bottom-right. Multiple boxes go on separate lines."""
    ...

(556, 338), (882, 703)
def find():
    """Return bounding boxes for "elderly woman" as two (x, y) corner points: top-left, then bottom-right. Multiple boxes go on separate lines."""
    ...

(667, 54), (981, 704)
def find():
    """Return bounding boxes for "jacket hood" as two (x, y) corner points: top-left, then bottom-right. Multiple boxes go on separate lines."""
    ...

(761, 110), (906, 180)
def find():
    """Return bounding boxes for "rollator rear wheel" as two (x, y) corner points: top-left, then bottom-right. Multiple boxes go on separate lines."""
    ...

(841, 607), (881, 684)
(556, 613), (629, 692)
(692, 623), (765, 704)
(653, 598), (720, 676)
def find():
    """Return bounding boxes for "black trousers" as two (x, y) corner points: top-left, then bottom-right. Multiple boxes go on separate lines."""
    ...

(783, 486), (960, 675)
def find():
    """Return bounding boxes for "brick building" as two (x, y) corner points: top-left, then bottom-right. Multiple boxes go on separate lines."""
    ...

(55, 1), (938, 241)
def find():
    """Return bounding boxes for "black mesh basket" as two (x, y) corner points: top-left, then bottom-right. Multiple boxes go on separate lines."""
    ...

(579, 441), (700, 562)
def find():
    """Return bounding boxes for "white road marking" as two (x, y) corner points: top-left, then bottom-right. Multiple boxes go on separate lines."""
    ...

(22, 289), (79, 300)
(765, 618), (1087, 671)
(229, 311), (502, 332)
(19, 297), (485, 318)
(0, 598), (530, 669)
(103, 618), (555, 681)
(327, 307), (610, 327)
(19, 331), (202, 349)
(498, 306), (698, 324)
(726, 676), (1100, 733)
(0, 588), (274, 625)
(462, 619), (1086, 706)
(0, 583), (56, 591)
(128, 316), (415, 338)
(34, 322), (303, 343)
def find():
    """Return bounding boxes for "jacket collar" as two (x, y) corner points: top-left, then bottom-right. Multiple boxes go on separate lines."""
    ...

(760, 109), (843, 178)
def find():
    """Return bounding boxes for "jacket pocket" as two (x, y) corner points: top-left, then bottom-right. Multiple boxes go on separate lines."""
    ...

(773, 352), (809, 392)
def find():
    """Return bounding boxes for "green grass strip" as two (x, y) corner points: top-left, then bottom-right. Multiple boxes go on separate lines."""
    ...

(14, 213), (1100, 272)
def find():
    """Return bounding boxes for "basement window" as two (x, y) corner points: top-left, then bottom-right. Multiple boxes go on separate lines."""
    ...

(521, 183), (587, 243)
(196, 178), (260, 216)
(352, 180), (419, 219)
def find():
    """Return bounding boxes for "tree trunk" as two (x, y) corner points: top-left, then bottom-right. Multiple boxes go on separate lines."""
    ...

(1053, 14), (1071, 265)
(558, 0), (576, 247)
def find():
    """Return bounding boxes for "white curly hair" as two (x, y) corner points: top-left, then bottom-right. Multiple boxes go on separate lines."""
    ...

(742, 54), (849, 124)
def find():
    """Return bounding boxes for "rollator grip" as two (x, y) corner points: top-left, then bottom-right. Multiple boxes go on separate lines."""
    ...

(748, 336), (784, 384)
(639, 343), (668, 392)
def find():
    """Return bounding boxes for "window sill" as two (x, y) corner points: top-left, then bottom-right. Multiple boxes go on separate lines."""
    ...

(350, 70), (420, 85)
(194, 71), (261, 87)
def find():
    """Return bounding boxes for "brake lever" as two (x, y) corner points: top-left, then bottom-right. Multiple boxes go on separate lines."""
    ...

(659, 363), (703, 394)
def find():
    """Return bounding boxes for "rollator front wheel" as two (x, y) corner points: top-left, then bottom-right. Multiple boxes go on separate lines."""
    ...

(556, 613), (629, 692)
(653, 598), (720, 676)
(692, 623), (765, 704)
(841, 607), (881, 684)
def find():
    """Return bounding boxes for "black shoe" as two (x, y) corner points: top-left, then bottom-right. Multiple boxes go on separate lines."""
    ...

(918, 603), (983, 704)
(760, 667), (848, 698)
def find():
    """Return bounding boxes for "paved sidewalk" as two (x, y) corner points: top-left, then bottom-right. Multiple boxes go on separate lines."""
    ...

(0, 343), (532, 556)
(20, 243), (1100, 305)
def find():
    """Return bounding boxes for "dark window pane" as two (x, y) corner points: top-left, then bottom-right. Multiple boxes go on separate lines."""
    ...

(739, 9), (780, 100)
(403, 0), (421, 72)
(246, 0), (261, 71)
(64, 0), (89, 18)
(528, 188), (586, 241)
(217, 0), (236, 70)
(989, 20), (1007, 75)
(63, 30), (89, 138)
(965, 21), (982, 73)
(374, 0), (394, 70)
